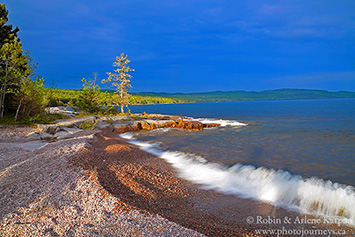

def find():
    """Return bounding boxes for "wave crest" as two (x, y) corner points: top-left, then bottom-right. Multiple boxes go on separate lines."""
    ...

(120, 133), (355, 226)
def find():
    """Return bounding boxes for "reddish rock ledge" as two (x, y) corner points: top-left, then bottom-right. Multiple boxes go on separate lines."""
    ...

(114, 116), (220, 133)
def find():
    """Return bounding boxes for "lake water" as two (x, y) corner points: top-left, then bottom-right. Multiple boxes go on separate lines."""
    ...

(124, 98), (355, 225)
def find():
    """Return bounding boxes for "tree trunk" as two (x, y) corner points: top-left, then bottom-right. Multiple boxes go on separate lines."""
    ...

(120, 105), (124, 114)
(14, 98), (23, 122)
(0, 93), (4, 120)
(0, 63), (9, 120)
(0, 84), (7, 120)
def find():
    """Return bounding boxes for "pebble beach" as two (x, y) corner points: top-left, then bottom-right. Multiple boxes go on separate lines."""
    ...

(0, 118), (354, 236)
(0, 123), (253, 236)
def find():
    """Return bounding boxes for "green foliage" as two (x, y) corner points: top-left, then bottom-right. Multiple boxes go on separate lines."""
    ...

(14, 77), (48, 120)
(0, 38), (28, 118)
(0, 4), (19, 44)
(12, 52), (48, 121)
(31, 113), (67, 124)
(44, 88), (183, 108)
(79, 120), (94, 130)
(0, 4), (29, 119)
(0, 113), (67, 126)
(102, 53), (134, 113)
(24, 112), (68, 124)
(130, 95), (185, 104)
(76, 74), (105, 113)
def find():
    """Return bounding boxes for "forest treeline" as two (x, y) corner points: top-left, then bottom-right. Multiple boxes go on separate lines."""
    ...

(50, 88), (355, 109)
(136, 89), (355, 102)
(46, 88), (185, 107)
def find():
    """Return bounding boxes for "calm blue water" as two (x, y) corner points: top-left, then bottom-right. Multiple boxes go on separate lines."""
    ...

(130, 98), (355, 186)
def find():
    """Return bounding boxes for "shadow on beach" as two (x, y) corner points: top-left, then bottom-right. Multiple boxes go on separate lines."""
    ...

(69, 129), (355, 236)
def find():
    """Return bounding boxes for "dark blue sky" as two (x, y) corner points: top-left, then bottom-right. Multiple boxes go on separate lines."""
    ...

(4, 0), (355, 92)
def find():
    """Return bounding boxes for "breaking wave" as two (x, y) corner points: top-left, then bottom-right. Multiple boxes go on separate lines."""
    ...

(120, 133), (355, 226)
(185, 117), (247, 127)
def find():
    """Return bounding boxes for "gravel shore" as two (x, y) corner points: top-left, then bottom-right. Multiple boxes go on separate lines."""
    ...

(69, 129), (256, 236)
(1, 125), (353, 236)
(0, 127), (204, 236)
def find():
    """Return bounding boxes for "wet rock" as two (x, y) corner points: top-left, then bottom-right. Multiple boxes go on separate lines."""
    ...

(203, 123), (221, 128)
(177, 121), (204, 130)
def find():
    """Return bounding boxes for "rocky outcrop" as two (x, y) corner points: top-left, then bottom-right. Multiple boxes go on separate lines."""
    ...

(61, 127), (82, 134)
(93, 122), (112, 129)
(39, 132), (55, 140)
(203, 123), (221, 128)
(55, 116), (96, 127)
(176, 121), (204, 130)
(139, 119), (177, 130)
(111, 118), (220, 133)
(33, 114), (221, 141)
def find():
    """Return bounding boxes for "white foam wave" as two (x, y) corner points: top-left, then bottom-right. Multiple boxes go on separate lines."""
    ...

(186, 117), (247, 127)
(149, 128), (171, 133)
(121, 133), (355, 226)
(119, 132), (135, 140)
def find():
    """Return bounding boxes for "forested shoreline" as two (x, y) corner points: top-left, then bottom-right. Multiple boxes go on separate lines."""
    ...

(45, 88), (185, 107)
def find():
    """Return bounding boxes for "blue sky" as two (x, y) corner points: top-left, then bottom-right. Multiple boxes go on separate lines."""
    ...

(3, 0), (355, 92)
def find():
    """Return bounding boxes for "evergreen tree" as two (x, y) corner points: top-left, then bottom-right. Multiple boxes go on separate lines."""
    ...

(0, 4), (19, 44)
(102, 53), (134, 114)
(0, 4), (28, 119)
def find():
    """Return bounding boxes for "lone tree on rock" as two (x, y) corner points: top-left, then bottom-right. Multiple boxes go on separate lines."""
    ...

(102, 53), (134, 114)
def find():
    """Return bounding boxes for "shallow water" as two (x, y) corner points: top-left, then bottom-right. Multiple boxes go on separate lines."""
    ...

(127, 98), (355, 225)
(131, 99), (355, 186)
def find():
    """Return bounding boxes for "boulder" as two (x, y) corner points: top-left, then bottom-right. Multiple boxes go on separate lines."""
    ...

(112, 120), (142, 133)
(39, 132), (55, 140)
(46, 126), (61, 135)
(140, 119), (177, 130)
(26, 132), (41, 141)
(112, 120), (139, 128)
(54, 131), (70, 139)
(203, 123), (221, 128)
(177, 121), (204, 130)
(94, 122), (112, 129)
(36, 124), (58, 132)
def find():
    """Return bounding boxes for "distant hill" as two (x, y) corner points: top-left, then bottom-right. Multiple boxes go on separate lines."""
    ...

(132, 89), (355, 103)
